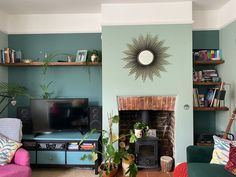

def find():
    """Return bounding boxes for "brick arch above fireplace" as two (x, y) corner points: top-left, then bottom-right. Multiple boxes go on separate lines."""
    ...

(117, 96), (176, 111)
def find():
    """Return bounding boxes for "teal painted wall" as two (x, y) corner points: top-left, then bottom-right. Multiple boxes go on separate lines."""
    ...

(102, 24), (193, 164)
(8, 33), (102, 60)
(217, 21), (236, 134)
(0, 31), (8, 117)
(8, 33), (102, 116)
(193, 30), (219, 50)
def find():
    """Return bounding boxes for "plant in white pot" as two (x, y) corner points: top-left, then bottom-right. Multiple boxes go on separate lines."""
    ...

(133, 122), (149, 138)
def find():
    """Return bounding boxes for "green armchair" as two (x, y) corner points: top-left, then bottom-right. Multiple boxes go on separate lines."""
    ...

(173, 145), (234, 177)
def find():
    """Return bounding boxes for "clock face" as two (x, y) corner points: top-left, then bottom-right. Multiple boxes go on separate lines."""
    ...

(123, 34), (170, 81)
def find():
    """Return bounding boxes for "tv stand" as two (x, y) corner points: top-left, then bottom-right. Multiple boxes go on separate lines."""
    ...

(22, 131), (101, 174)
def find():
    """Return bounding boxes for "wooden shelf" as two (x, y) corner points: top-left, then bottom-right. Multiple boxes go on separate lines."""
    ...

(0, 61), (101, 67)
(193, 82), (222, 86)
(194, 107), (229, 111)
(194, 60), (225, 65)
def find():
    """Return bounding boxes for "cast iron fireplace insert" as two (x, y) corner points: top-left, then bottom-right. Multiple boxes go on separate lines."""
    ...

(135, 136), (159, 168)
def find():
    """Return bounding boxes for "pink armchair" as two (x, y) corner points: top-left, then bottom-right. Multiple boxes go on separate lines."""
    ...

(0, 118), (32, 177)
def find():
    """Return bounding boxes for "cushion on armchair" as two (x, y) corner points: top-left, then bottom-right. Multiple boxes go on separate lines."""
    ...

(188, 163), (235, 177)
(225, 144), (236, 175)
(187, 145), (214, 163)
(210, 136), (236, 165)
(0, 133), (22, 165)
(12, 148), (30, 166)
(0, 118), (23, 142)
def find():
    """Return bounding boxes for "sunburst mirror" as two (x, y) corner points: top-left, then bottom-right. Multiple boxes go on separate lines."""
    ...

(123, 34), (170, 81)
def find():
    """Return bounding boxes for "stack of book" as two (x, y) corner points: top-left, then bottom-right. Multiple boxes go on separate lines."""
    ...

(80, 143), (95, 150)
(193, 49), (222, 61)
(193, 69), (218, 82)
(68, 142), (79, 150)
(0, 48), (16, 64)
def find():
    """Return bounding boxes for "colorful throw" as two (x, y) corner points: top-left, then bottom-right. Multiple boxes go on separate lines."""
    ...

(225, 144), (236, 175)
(0, 133), (22, 165)
(210, 136), (236, 165)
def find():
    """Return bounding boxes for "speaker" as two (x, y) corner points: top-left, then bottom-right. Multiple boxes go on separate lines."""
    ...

(89, 106), (102, 131)
(17, 106), (32, 134)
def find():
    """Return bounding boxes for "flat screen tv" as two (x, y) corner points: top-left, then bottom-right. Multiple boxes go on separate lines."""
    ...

(30, 98), (89, 133)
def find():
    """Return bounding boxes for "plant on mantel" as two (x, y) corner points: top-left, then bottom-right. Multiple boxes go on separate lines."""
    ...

(81, 113), (138, 177)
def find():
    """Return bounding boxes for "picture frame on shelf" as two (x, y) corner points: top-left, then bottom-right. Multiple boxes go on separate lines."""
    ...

(76, 50), (87, 62)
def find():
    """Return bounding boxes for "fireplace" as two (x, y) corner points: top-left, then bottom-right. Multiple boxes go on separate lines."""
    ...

(117, 96), (176, 168)
(135, 137), (159, 168)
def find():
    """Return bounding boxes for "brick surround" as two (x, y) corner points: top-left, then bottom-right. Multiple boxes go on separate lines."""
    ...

(117, 96), (176, 111)
(117, 96), (176, 158)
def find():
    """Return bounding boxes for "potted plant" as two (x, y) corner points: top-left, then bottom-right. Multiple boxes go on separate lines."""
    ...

(133, 122), (149, 138)
(81, 113), (138, 177)
(0, 81), (31, 114)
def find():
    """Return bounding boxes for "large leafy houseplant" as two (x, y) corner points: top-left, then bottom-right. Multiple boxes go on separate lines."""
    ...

(0, 81), (30, 114)
(0, 81), (30, 98)
(81, 113), (138, 177)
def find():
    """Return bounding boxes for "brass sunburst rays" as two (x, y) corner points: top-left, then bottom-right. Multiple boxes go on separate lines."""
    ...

(123, 34), (170, 81)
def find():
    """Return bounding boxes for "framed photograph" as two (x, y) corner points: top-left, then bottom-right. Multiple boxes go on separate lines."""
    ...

(76, 50), (87, 62)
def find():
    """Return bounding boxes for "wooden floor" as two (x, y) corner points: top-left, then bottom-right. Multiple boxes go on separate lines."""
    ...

(117, 169), (173, 177)
(32, 167), (173, 177)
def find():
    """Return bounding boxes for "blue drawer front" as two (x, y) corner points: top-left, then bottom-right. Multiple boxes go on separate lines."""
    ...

(29, 151), (36, 164)
(67, 151), (94, 165)
(37, 151), (65, 164)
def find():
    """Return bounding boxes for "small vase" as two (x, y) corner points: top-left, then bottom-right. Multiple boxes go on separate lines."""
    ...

(91, 54), (97, 62)
(134, 129), (142, 138)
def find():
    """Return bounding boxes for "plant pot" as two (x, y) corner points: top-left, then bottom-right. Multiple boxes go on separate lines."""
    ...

(122, 154), (135, 176)
(134, 129), (143, 138)
(99, 163), (118, 177)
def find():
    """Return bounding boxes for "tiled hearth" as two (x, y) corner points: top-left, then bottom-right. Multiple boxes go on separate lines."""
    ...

(117, 96), (176, 158)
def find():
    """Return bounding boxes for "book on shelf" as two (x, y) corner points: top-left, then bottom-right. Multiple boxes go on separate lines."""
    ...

(193, 49), (222, 61)
(80, 142), (95, 150)
(198, 94), (205, 107)
(207, 82), (226, 107)
(0, 48), (16, 64)
(193, 88), (199, 107)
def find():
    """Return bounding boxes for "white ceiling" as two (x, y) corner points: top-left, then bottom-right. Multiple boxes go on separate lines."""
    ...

(0, 0), (230, 15)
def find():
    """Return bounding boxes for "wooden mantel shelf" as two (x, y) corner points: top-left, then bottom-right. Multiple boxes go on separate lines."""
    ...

(194, 107), (229, 111)
(0, 61), (101, 67)
(193, 82), (222, 86)
(194, 60), (225, 65)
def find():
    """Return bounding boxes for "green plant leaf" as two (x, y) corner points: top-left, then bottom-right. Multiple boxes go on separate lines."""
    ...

(91, 152), (98, 161)
(102, 137), (108, 145)
(99, 171), (103, 177)
(106, 144), (115, 156)
(112, 115), (120, 123)
(0, 81), (30, 98)
(80, 154), (88, 160)
(113, 152), (121, 165)
(126, 163), (138, 177)
(129, 130), (137, 143)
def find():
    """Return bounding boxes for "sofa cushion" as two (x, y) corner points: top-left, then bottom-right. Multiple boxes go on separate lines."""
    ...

(188, 163), (235, 177)
(0, 133), (22, 165)
(210, 136), (236, 165)
(173, 162), (188, 177)
(225, 144), (236, 175)
(0, 164), (31, 177)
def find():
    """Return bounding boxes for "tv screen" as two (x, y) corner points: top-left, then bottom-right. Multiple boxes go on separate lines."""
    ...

(31, 98), (89, 133)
